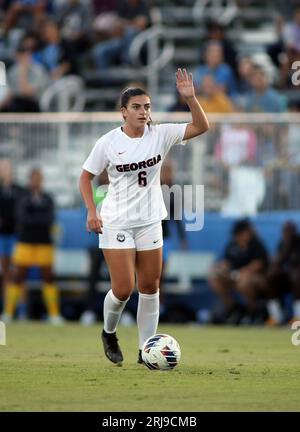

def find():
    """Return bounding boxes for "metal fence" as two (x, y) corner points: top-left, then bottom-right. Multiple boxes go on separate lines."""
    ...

(0, 112), (299, 213)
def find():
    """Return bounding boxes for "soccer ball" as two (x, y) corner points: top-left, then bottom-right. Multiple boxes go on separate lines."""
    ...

(141, 333), (181, 370)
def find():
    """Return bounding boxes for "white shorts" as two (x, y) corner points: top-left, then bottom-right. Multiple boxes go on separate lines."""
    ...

(99, 222), (163, 251)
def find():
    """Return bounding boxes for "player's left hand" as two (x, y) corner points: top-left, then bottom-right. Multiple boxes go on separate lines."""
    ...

(175, 68), (195, 100)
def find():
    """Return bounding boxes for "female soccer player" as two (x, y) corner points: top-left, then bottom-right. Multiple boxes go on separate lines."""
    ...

(79, 68), (209, 365)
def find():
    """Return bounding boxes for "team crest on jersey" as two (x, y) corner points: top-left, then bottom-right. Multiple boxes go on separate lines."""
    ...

(117, 233), (125, 242)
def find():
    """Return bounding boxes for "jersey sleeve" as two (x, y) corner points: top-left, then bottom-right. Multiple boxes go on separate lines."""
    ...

(158, 123), (188, 154)
(82, 136), (109, 175)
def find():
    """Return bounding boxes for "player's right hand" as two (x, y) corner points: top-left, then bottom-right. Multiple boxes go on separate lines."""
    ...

(86, 209), (103, 234)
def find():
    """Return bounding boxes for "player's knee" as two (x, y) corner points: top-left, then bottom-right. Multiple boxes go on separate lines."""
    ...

(139, 280), (159, 294)
(111, 284), (134, 301)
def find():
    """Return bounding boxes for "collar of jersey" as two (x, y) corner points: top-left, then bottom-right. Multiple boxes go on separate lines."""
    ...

(119, 125), (149, 140)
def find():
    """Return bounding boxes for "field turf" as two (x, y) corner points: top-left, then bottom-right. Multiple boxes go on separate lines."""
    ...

(0, 323), (299, 412)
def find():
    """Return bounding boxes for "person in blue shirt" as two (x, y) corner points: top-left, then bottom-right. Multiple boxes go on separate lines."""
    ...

(244, 65), (287, 113)
(194, 41), (237, 97)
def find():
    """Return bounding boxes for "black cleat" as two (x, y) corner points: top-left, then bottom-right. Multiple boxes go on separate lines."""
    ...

(101, 330), (123, 365)
(137, 349), (144, 364)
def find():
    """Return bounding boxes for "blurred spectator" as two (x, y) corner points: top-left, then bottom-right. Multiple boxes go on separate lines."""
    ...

(196, 74), (235, 113)
(209, 219), (269, 324)
(267, 6), (300, 88)
(280, 5), (300, 87)
(80, 170), (108, 326)
(55, 0), (92, 59)
(244, 65), (287, 113)
(266, 221), (300, 325)
(0, 159), (24, 313)
(234, 56), (254, 108)
(194, 41), (237, 97)
(0, 41), (49, 112)
(282, 5), (300, 55)
(1, 168), (63, 324)
(275, 0), (300, 19)
(1, 0), (50, 35)
(37, 19), (77, 80)
(203, 19), (238, 74)
(92, 0), (151, 70)
(20, 30), (42, 62)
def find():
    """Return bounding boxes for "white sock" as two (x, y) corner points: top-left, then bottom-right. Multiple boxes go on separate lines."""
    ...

(293, 300), (300, 318)
(267, 300), (283, 322)
(103, 289), (129, 334)
(137, 291), (160, 349)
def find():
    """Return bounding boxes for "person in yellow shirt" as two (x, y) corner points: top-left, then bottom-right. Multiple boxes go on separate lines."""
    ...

(196, 74), (235, 113)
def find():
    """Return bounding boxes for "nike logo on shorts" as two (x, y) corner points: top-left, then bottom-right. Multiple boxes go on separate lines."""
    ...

(118, 151), (125, 155)
(153, 240), (159, 244)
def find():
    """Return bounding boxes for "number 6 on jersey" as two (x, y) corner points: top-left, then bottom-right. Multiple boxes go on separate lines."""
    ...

(138, 171), (147, 187)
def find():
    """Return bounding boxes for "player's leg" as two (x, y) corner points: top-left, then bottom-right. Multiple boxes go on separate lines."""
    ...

(101, 248), (136, 365)
(236, 273), (267, 324)
(136, 247), (162, 351)
(134, 223), (163, 363)
(0, 235), (16, 319)
(208, 267), (241, 323)
(3, 265), (27, 322)
(37, 244), (62, 324)
(265, 267), (289, 325)
(40, 265), (63, 324)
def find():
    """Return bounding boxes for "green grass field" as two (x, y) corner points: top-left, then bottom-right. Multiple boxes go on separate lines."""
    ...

(0, 323), (300, 412)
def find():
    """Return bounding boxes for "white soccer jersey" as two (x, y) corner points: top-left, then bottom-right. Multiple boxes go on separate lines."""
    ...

(83, 123), (188, 228)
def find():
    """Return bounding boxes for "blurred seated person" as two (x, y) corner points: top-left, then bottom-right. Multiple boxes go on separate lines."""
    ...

(203, 19), (238, 74)
(244, 65), (287, 113)
(234, 56), (254, 108)
(196, 74), (235, 113)
(1, 0), (50, 35)
(194, 41), (237, 97)
(279, 5), (300, 87)
(209, 219), (269, 324)
(1, 168), (63, 324)
(0, 41), (49, 112)
(55, 0), (93, 58)
(266, 221), (300, 325)
(92, 0), (151, 70)
(37, 19), (77, 80)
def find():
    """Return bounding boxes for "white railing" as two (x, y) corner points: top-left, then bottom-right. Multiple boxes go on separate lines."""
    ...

(0, 112), (299, 211)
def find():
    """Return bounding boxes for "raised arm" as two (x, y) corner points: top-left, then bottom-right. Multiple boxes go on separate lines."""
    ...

(175, 68), (209, 140)
(79, 169), (103, 234)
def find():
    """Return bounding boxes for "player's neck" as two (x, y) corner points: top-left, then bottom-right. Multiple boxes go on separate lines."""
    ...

(122, 124), (145, 138)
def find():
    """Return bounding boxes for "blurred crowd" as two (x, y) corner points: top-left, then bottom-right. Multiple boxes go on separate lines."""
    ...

(0, 0), (299, 112)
